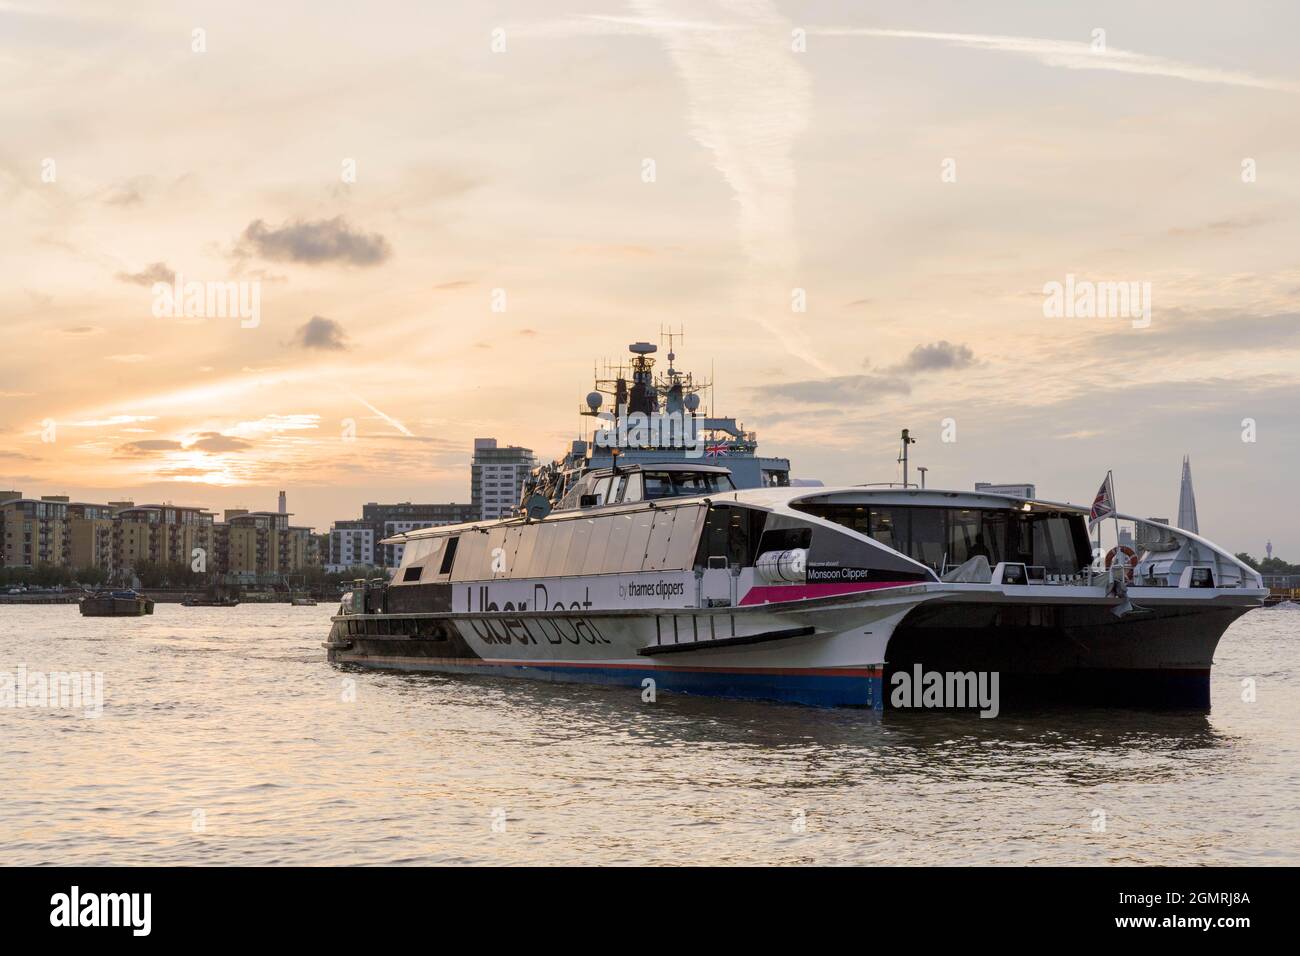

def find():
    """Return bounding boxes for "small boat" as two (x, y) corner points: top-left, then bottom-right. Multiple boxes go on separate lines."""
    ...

(290, 596), (318, 606)
(80, 590), (154, 617)
(182, 596), (240, 607)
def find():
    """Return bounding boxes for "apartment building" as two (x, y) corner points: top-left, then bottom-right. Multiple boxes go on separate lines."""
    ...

(471, 438), (536, 521)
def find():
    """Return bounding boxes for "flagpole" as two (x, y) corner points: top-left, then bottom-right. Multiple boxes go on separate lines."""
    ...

(1109, 469), (1122, 565)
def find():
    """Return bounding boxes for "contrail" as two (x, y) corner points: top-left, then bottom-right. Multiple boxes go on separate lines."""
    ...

(352, 395), (413, 437)
(515, 3), (834, 374)
(810, 27), (1300, 94)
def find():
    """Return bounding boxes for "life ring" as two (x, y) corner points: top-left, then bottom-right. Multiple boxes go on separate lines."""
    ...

(1105, 545), (1138, 581)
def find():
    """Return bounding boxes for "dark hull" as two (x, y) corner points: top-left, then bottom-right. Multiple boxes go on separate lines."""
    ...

(80, 596), (155, 617)
(885, 601), (1251, 710)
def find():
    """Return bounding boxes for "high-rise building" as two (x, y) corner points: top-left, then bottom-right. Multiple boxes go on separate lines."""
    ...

(471, 438), (536, 520)
(362, 501), (478, 567)
(1177, 455), (1199, 534)
(278, 490), (287, 514)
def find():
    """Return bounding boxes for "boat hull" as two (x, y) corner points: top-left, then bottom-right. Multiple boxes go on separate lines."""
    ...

(80, 595), (154, 617)
(886, 600), (1252, 709)
(326, 584), (1259, 710)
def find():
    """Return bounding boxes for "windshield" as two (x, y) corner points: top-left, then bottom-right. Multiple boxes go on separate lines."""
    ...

(643, 471), (735, 499)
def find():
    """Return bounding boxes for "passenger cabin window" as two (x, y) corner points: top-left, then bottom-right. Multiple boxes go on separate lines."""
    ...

(438, 536), (459, 574)
(622, 473), (643, 502)
(592, 476), (613, 505)
(643, 472), (675, 500)
(757, 527), (812, 553)
(402, 566), (423, 582)
(694, 505), (767, 569)
(643, 471), (734, 499)
(792, 503), (1091, 575)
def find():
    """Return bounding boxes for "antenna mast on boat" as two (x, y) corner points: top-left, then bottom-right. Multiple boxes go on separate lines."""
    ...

(898, 428), (917, 488)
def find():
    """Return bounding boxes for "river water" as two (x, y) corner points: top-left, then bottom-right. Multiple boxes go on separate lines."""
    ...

(1, 603), (1296, 865)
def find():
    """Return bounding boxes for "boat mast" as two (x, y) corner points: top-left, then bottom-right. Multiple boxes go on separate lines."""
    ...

(898, 428), (916, 488)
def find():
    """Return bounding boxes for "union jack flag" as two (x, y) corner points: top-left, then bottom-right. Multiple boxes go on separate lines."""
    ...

(705, 443), (730, 458)
(1088, 471), (1115, 526)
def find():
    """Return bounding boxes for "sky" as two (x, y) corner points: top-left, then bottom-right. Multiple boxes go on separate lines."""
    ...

(1, 1), (1297, 556)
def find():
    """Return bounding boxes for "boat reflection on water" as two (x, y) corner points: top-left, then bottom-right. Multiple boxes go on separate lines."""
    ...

(361, 661), (1226, 787)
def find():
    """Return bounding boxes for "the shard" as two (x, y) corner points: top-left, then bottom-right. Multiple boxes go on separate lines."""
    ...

(1177, 454), (1199, 534)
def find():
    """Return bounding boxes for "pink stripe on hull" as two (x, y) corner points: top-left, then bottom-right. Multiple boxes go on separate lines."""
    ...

(739, 581), (916, 606)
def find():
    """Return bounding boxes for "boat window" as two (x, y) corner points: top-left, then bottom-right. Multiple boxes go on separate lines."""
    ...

(610, 475), (626, 503)
(868, 507), (902, 552)
(592, 476), (613, 505)
(694, 504), (767, 568)
(757, 527), (812, 553)
(909, 508), (945, 569)
(793, 503), (1090, 575)
(622, 472), (643, 502)
(672, 472), (729, 495)
(402, 566), (423, 583)
(643, 472), (675, 499)
(761, 469), (790, 488)
(439, 536), (459, 575)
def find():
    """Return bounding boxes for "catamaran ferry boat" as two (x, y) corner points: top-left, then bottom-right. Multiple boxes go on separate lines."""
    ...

(325, 342), (1266, 710)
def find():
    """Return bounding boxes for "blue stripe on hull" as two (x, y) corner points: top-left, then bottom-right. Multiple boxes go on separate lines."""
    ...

(346, 658), (882, 708)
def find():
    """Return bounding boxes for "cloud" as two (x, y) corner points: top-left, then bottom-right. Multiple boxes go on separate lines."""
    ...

(757, 374), (911, 405)
(1093, 309), (1300, 355)
(116, 439), (183, 456)
(811, 28), (1300, 94)
(890, 341), (976, 373)
(236, 216), (391, 266)
(187, 432), (253, 453)
(291, 315), (349, 351)
(1167, 215), (1276, 238)
(115, 262), (175, 286)
(71, 415), (158, 427)
(102, 179), (149, 206)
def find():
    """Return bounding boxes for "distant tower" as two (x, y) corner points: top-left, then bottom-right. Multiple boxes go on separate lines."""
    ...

(278, 490), (287, 515)
(1177, 455), (1198, 534)
(1266, 540), (1273, 561)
